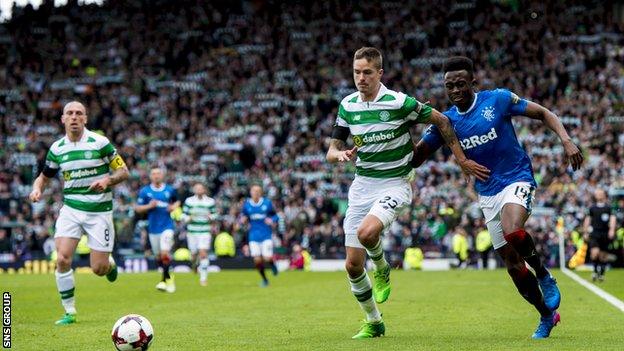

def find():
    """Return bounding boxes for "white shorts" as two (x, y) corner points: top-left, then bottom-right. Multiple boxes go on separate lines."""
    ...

(344, 176), (412, 249)
(188, 234), (212, 254)
(479, 182), (535, 249)
(149, 229), (175, 254)
(55, 205), (115, 252)
(249, 239), (273, 258)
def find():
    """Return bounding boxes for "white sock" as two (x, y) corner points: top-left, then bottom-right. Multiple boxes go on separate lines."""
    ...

(199, 258), (209, 282)
(349, 270), (381, 322)
(55, 269), (76, 314)
(366, 240), (388, 270)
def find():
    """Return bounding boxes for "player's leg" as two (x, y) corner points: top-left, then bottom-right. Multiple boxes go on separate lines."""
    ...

(344, 200), (384, 339)
(496, 243), (560, 338)
(55, 237), (80, 325)
(149, 233), (167, 291)
(160, 230), (175, 293)
(197, 235), (210, 286)
(345, 246), (384, 339)
(499, 183), (560, 310)
(500, 204), (547, 277)
(53, 206), (82, 325)
(262, 239), (278, 276)
(358, 184), (411, 304)
(187, 234), (199, 273)
(250, 241), (268, 286)
(83, 211), (117, 281)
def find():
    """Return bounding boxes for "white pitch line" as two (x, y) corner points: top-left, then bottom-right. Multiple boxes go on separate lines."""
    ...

(560, 267), (624, 313)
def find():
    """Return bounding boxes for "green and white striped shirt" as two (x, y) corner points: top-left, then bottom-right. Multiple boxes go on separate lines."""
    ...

(335, 84), (432, 179)
(45, 129), (118, 212)
(183, 195), (217, 235)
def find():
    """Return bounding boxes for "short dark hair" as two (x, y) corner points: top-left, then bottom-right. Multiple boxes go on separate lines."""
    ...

(443, 56), (474, 76)
(354, 47), (383, 70)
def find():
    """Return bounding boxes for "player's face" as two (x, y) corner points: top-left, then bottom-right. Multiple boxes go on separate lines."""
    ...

(444, 70), (475, 106)
(250, 186), (262, 201)
(61, 102), (87, 134)
(353, 58), (382, 97)
(193, 184), (206, 196)
(150, 169), (164, 185)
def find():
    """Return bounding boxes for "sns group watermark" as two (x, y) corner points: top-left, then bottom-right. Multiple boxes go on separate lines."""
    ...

(2, 292), (10, 349)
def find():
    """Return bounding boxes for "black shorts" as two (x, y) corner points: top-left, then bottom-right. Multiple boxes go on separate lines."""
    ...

(589, 232), (610, 251)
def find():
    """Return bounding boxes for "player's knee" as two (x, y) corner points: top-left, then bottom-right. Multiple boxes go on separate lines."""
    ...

(345, 259), (364, 277)
(356, 226), (378, 247)
(91, 262), (109, 276)
(56, 253), (72, 270)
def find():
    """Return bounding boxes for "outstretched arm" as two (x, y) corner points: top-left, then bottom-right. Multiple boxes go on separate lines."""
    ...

(428, 110), (490, 181)
(522, 101), (583, 170)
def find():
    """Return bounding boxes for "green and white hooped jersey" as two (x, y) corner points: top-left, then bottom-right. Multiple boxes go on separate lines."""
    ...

(45, 129), (117, 212)
(183, 195), (217, 235)
(335, 84), (432, 179)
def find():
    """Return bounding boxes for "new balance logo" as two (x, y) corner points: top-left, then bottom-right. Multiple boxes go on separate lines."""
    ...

(460, 128), (498, 150)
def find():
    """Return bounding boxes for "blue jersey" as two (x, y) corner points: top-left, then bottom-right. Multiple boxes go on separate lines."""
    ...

(422, 89), (536, 196)
(137, 184), (177, 234)
(241, 197), (277, 242)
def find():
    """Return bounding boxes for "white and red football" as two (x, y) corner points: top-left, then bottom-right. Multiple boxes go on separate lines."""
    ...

(111, 314), (154, 351)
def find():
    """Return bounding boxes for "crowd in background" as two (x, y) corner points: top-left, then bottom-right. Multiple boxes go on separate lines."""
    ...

(1, 0), (623, 267)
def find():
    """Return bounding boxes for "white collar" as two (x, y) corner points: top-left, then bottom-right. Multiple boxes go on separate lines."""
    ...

(65, 128), (89, 143)
(150, 183), (166, 192)
(357, 83), (388, 103)
(456, 93), (479, 115)
(250, 198), (264, 206)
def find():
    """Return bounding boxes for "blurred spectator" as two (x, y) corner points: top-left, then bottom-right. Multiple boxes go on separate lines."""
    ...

(0, 0), (622, 265)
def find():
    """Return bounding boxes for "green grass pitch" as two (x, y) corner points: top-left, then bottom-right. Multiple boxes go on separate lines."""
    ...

(4, 269), (624, 350)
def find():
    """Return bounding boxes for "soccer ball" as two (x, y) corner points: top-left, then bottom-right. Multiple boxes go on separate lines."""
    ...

(111, 314), (154, 351)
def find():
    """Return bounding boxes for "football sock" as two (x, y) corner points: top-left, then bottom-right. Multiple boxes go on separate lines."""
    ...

(56, 269), (76, 314)
(366, 240), (389, 270)
(199, 258), (209, 282)
(349, 270), (381, 323)
(504, 229), (548, 279)
(507, 264), (551, 317)
(255, 261), (268, 282)
(162, 254), (171, 281)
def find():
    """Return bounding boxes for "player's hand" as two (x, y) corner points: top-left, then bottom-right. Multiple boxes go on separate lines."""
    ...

(609, 231), (615, 240)
(29, 188), (42, 202)
(88, 177), (110, 193)
(457, 159), (490, 182)
(337, 146), (358, 162)
(264, 218), (274, 225)
(562, 139), (583, 171)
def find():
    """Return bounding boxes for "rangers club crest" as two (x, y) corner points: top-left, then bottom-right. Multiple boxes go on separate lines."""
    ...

(482, 106), (495, 121)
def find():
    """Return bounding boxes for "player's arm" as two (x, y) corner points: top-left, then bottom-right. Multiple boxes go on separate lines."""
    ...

(520, 101), (583, 171)
(29, 173), (52, 203)
(134, 190), (157, 214)
(411, 140), (435, 169)
(326, 114), (356, 163)
(29, 149), (60, 202)
(89, 143), (130, 192)
(609, 212), (617, 240)
(583, 211), (592, 240)
(167, 190), (180, 213)
(426, 110), (490, 181)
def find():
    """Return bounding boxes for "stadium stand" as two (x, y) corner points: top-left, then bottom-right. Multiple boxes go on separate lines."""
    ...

(0, 0), (623, 267)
